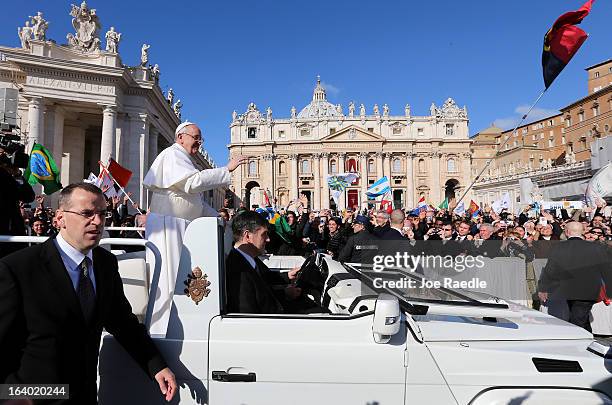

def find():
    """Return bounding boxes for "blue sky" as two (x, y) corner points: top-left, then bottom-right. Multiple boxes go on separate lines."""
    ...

(2, 0), (610, 164)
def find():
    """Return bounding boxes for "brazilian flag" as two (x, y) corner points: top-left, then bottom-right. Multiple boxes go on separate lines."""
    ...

(24, 143), (63, 195)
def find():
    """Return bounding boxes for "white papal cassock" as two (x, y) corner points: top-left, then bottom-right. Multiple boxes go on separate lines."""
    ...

(143, 143), (230, 336)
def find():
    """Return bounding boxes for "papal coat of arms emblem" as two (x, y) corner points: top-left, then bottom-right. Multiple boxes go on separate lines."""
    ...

(184, 267), (211, 305)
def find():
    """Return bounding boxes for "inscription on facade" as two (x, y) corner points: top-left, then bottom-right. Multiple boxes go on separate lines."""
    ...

(26, 76), (115, 95)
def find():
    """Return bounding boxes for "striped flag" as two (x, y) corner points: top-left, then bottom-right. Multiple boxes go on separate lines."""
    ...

(366, 176), (391, 197)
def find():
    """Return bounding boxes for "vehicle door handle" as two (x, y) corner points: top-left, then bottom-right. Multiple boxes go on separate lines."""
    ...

(212, 370), (256, 382)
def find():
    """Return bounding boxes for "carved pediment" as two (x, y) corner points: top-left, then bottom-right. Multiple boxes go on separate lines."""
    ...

(321, 125), (384, 142)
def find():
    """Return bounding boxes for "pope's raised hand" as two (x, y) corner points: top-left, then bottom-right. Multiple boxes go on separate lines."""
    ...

(227, 155), (249, 172)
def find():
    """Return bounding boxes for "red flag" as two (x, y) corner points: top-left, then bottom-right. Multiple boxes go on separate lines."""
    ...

(108, 158), (132, 188)
(542, 0), (594, 88)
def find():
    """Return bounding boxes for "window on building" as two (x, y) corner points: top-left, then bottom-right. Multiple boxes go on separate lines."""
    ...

(447, 158), (456, 172)
(513, 140), (518, 147)
(592, 104), (600, 117)
(301, 159), (310, 173)
(595, 71), (600, 78)
(278, 130), (285, 138)
(522, 128), (528, 134)
(329, 159), (337, 174)
(300, 127), (310, 136)
(329, 128), (336, 134)
(392, 158), (401, 172)
(578, 111), (584, 122)
(247, 127), (257, 138)
(548, 119), (553, 126)
(418, 158), (425, 173)
(565, 116), (572, 127)
(548, 138), (554, 147)
(540, 133), (544, 139)
(346, 158), (358, 172)
(445, 124), (454, 136)
(562, 135), (566, 145)
(417, 128), (424, 136)
(368, 159), (375, 173)
(248, 160), (257, 175)
(581, 138), (587, 150)
(532, 134), (536, 141)
(367, 127), (374, 133)
(278, 160), (286, 174)
(392, 126), (402, 135)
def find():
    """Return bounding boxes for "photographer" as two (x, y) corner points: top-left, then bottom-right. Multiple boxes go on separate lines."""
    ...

(0, 146), (35, 257)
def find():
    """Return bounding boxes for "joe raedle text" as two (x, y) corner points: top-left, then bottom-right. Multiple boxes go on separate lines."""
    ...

(373, 277), (488, 290)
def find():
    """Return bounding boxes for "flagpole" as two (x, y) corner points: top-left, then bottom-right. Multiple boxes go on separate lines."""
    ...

(455, 88), (549, 207)
(98, 160), (144, 216)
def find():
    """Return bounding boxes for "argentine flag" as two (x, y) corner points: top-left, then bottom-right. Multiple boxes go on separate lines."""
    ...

(453, 201), (466, 216)
(366, 176), (391, 197)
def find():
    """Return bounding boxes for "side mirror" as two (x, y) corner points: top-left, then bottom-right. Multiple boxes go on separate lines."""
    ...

(372, 293), (401, 344)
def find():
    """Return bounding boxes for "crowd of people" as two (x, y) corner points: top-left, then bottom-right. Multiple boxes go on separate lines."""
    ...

(221, 196), (612, 261)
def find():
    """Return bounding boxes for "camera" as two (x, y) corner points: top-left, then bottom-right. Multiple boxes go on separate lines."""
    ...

(0, 132), (29, 169)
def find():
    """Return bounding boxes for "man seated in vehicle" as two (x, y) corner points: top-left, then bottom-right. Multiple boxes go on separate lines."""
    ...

(226, 211), (318, 314)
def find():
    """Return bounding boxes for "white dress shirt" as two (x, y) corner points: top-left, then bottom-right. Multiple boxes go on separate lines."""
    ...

(53, 233), (97, 293)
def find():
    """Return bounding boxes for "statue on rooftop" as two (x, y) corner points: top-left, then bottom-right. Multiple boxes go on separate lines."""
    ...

(30, 12), (49, 41)
(66, 1), (101, 52)
(348, 101), (355, 117)
(18, 21), (33, 50)
(173, 99), (182, 119)
(105, 26), (121, 53)
(140, 44), (150, 66)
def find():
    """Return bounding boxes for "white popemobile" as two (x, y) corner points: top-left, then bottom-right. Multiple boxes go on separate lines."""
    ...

(97, 218), (612, 404)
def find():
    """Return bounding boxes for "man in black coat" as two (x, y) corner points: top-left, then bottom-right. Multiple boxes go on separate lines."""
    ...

(0, 183), (176, 404)
(538, 221), (612, 331)
(338, 215), (377, 264)
(226, 211), (301, 314)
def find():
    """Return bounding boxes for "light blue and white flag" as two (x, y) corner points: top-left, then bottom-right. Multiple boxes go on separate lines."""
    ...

(366, 176), (391, 197)
(453, 201), (466, 216)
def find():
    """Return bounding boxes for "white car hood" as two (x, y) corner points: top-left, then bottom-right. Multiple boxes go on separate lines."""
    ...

(413, 304), (592, 342)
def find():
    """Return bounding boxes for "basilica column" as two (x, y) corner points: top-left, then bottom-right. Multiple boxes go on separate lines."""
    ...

(100, 105), (117, 164)
(385, 152), (392, 178)
(461, 152), (472, 202)
(430, 151), (441, 204)
(313, 153), (321, 210)
(289, 154), (298, 200)
(405, 152), (415, 208)
(375, 152), (383, 179)
(148, 128), (159, 168)
(26, 97), (44, 151)
(321, 152), (330, 209)
(115, 114), (126, 165)
(359, 152), (368, 207)
(127, 113), (149, 207)
(338, 153), (346, 209)
(263, 153), (274, 203)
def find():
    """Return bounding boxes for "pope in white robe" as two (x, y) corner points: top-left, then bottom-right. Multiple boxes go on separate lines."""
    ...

(143, 122), (246, 336)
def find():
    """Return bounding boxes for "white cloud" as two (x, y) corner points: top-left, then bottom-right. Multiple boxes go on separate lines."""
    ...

(321, 81), (340, 96)
(493, 105), (559, 130)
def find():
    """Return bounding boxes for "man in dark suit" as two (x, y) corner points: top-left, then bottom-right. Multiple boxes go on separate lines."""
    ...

(0, 183), (176, 404)
(380, 209), (406, 241)
(225, 211), (302, 313)
(538, 221), (612, 331)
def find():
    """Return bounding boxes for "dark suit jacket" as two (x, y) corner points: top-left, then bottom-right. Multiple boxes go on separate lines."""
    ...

(225, 248), (289, 314)
(380, 227), (405, 240)
(0, 238), (167, 404)
(538, 238), (612, 301)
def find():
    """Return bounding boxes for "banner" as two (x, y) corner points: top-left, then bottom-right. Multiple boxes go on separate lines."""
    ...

(585, 162), (612, 206)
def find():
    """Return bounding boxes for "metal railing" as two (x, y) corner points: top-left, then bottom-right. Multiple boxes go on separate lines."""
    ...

(0, 235), (161, 331)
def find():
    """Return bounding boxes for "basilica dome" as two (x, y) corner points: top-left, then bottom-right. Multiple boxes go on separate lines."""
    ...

(297, 76), (342, 119)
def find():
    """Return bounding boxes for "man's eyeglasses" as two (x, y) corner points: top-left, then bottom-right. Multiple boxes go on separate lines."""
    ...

(181, 132), (202, 143)
(63, 209), (107, 219)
